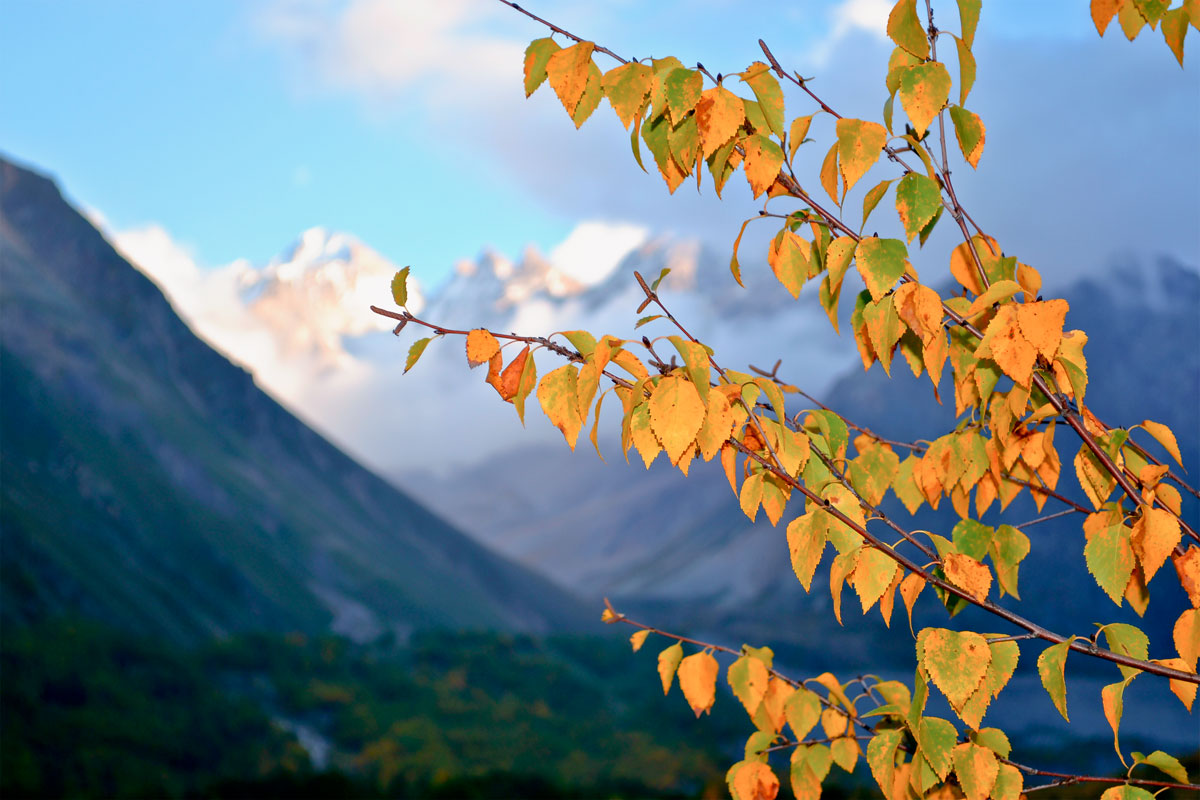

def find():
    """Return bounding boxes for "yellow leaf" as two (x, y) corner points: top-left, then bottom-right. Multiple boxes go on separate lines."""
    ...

(1156, 657), (1198, 711)
(900, 572), (927, 633)
(1174, 608), (1200, 670)
(952, 742), (999, 800)
(678, 651), (720, 717)
(630, 629), (651, 652)
(1132, 506), (1182, 584)
(854, 547), (900, 614)
(1140, 419), (1184, 466)
(600, 61), (652, 128)
(728, 654), (771, 717)
(545, 41), (596, 116)
(648, 375), (706, 465)
(820, 140), (841, 205)
(537, 364), (584, 449)
(943, 553), (992, 601)
(835, 118), (888, 195)
(788, 114), (816, 161)
(658, 642), (683, 694)
(757, 678), (794, 734)
(629, 402), (661, 469)
(787, 512), (827, 592)
(888, 0), (930, 59)
(740, 473), (765, 523)
(465, 329), (501, 369)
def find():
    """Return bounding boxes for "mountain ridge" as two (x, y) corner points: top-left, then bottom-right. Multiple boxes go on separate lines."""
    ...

(0, 154), (589, 643)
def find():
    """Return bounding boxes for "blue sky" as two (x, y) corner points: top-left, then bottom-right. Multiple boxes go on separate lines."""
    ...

(2, 0), (1196, 288)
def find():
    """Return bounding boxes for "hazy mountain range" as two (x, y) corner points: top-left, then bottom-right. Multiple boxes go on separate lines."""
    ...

(0, 155), (588, 644)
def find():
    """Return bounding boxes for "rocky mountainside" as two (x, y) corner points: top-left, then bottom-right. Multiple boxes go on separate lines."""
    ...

(0, 156), (589, 644)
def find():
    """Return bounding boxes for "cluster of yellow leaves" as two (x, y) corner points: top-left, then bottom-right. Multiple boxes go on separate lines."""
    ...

(1091, 0), (1196, 66)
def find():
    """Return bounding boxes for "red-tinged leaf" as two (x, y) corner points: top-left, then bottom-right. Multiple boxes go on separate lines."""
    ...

(1092, 0), (1124, 35)
(1140, 419), (1184, 466)
(696, 86), (744, 158)
(1175, 608), (1200, 670)
(662, 67), (702, 126)
(888, 0), (930, 59)
(537, 364), (584, 449)
(787, 512), (826, 592)
(496, 348), (531, 402)
(898, 63), (951, 139)
(404, 337), (432, 373)
(895, 172), (942, 243)
(952, 742), (999, 800)
(545, 41), (596, 115)
(768, 229), (810, 299)
(855, 237), (908, 303)
(788, 113), (816, 161)
(958, 0), (982, 48)
(601, 61), (652, 128)
(917, 628), (991, 710)
(391, 266), (410, 307)
(465, 328), (500, 368)
(630, 629), (651, 652)
(820, 140), (840, 205)
(739, 62), (785, 137)
(732, 761), (780, 800)
(513, 345), (538, 423)
(1161, 6), (1188, 66)
(678, 651), (719, 717)
(658, 642), (683, 694)
(949, 105), (986, 167)
(743, 134), (785, 198)
(523, 37), (560, 97)
(1037, 638), (1075, 721)
(1085, 522), (1136, 605)
(835, 118), (888, 195)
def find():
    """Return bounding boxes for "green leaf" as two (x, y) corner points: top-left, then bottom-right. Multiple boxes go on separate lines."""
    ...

(989, 525), (1031, 600)
(917, 716), (957, 780)
(1099, 786), (1155, 800)
(970, 727), (1011, 758)
(949, 105), (986, 167)
(861, 178), (895, 230)
(404, 336), (431, 373)
(559, 330), (597, 358)
(887, 0), (930, 59)
(865, 728), (905, 796)
(601, 61), (653, 128)
(1099, 623), (1150, 681)
(895, 173), (942, 243)
(954, 34), (977, 106)
(657, 642), (684, 694)
(784, 686), (822, 740)
(649, 267), (671, 291)
(391, 266), (410, 307)
(1136, 750), (1190, 784)
(663, 68), (703, 126)
(951, 518), (993, 561)
(855, 237), (908, 303)
(898, 62), (952, 139)
(740, 63), (785, 137)
(809, 409), (849, 461)
(1085, 523), (1135, 605)
(744, 731), (775, 763)
(728, 654), (771, 717)
(957, 0), (982, 48)
(1036, 638), (1075, 721)
(836, 118), (889, 195)
(570, 62), (603, 128)
(513, 347), (538, 424)
(523, 38), (560, 97)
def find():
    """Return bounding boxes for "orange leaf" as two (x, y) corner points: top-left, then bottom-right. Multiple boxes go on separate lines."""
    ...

(1173, 546), (1200, 608)
(545, 41), (596, 115)
(465, 328), (501, 368)
(1092, 0), (1124, 35)
(1174, 609), (1200, 671)
(1156, 657), (1198, 711)
(494, 346), (529, 402)
(976, 305), (1037, 388)
(1015, 299), (1068, 360)
(1140, 419), (1184, 466)
(678, 651), (720, 717)
(733, 761), (780, 800)
(943, 553), (992, 601)
(1132, 506), (1182, 584)
(696, 86), (745, 159)
(743, 134), (785, 198)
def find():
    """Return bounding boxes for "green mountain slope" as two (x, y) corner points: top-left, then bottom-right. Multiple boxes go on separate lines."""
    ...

(0, 155), (588, 642)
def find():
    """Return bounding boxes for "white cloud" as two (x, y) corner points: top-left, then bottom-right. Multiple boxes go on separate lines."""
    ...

(258, 0), (525, 103)
(547, 221), (648, 286)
